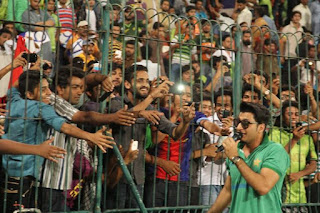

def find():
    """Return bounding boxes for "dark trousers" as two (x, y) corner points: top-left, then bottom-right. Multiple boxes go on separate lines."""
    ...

(0, 176), (36, 212)
(105, 182), (143, 210)
(39, 187), (69, 212)
(154, 178), (188, 208)
(306, 183), (320, 213)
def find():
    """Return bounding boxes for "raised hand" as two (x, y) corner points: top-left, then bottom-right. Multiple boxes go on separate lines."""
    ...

(124, 140), (139, 165)
(149, 80), (174, 99)
(88, 126), (116, 153)
(182, 103), (196, 123)
(37, 138), (67, 163)
(138, 110), (164, 125)
(114, 105), (136, 126)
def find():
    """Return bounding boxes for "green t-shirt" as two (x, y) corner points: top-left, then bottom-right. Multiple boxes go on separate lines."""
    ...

(121, 20), (145, 38)
(269, 127), (317, 203)
(48, 13), (59, 52)
(226, 135), (290, 213)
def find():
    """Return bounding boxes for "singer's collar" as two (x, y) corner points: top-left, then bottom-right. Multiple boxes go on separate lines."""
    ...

(237, 132), (269, 150)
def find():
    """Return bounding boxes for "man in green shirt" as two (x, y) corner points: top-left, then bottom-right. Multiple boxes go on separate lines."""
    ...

(209, 102), (290, 213)
(120, 7), (145, 41)
(269, 101), (317, 208)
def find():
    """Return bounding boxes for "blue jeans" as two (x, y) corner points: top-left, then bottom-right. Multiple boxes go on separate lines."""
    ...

(201, 185), (229, 213)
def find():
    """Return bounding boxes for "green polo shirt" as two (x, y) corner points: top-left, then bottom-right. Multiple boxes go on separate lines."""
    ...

(269, 127), (317, 203)
(226, 135), (290, 213)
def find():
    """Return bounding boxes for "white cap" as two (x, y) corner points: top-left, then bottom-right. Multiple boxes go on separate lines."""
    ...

(77, 20), (89, 27)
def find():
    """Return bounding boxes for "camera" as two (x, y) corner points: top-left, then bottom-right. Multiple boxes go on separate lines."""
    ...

(186, 101), (200, 110)
(222, 110), (230, 118)
(22, 53), (38, 63)
(42, 63), (52, 70)
(222, 62), (231, 69)
(304, 60), (314, 68)
(169, 83), (185, 95)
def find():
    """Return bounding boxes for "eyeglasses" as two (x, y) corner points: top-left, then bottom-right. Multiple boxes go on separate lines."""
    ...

(234, 118), (258, 129)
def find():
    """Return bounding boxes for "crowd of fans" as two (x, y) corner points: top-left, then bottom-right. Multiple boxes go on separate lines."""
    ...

(0, 0), (320, 212)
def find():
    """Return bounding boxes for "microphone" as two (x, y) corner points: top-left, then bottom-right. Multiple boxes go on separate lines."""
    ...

(216, 132), (243, 153)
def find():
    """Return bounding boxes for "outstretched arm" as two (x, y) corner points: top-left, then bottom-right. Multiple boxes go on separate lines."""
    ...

(0, 138), (66, 163)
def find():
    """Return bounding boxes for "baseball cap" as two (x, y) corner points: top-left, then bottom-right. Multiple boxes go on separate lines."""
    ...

(82, 39), (95, 46)
(77, 20), (89, 28)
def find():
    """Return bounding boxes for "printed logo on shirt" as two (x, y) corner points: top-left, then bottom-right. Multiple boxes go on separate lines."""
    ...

(254, 158), (261, 167)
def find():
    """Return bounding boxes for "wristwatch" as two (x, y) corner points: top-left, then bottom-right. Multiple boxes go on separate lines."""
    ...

(231, 156), (241, 164)
(264, 89), (270, 96)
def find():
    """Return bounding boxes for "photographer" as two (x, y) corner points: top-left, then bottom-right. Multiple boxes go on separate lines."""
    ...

(269, 101), (317, 211)
(197, 88), (234, 208)
(205, 56), (230, 92)
(243, 71), (281, 108)
(295, 58), (318, 86)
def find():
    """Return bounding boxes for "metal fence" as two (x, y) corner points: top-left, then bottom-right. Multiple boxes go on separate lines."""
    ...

(0, 0), (320, 212)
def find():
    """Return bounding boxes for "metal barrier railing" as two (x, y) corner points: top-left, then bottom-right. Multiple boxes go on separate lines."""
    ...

(0, 1), (320, 212)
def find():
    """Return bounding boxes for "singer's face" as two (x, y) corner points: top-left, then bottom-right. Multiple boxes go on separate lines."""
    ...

(236, 112), (258, 143)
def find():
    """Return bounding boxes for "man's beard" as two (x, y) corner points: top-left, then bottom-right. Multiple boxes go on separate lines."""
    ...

(135, 91), (149, 99)
(243, 40), (251, 46)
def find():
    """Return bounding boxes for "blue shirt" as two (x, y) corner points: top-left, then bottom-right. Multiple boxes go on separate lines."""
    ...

(2, 88), (66, 177)
(159, 108), (209, 181)
(196, 11), (208, 19)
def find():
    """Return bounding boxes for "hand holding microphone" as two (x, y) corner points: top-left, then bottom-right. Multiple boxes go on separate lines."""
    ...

(216, 132), (243, 153)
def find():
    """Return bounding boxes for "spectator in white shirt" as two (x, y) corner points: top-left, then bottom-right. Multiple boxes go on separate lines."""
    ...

(135, 45), (160, 80)
(232, 0), (252, 27)
(293, 0), (312, 31)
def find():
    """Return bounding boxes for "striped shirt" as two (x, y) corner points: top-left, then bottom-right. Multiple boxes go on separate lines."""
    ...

(40, 94), (79, 190)
(171, 34), (196, 65)
(57, 8), (77, 31)
(108, 37), (122, 60)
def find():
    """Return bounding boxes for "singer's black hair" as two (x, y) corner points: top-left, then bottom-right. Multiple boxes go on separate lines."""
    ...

(240, 102), (270, 127)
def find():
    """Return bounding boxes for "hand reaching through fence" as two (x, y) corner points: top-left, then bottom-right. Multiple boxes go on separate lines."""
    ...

(114, 105), (136, 126)
(87, 126), (116, 153)
(37, 138), (67, 163)
(138, 110), (164, 125)
(123, 140), (139, 165)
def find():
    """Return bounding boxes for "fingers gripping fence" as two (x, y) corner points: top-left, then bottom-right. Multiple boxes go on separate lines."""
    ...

(0, 0), (320, 212)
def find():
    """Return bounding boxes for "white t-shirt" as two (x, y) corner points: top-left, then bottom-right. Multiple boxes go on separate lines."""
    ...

(86, 9), (97, 31)
(237, 6), (252, 27)
(218, 14), (235, 33)
(135, 60), (160, 80)
(293, 3), (312, 31)
(0, 49), (13, 97)
(197, 113), (234, 186)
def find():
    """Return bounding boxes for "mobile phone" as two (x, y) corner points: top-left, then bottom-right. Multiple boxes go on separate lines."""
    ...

(222, 62), (231, 69)
(131, 140), (138, 151)
(115, 50), (122, 59)
(170, 84), (185, 95)
(22, 53), (38, 63)
(222, 110), (230, 118)
(186, 101), (200, 110)
(296, 122), (308, 128)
